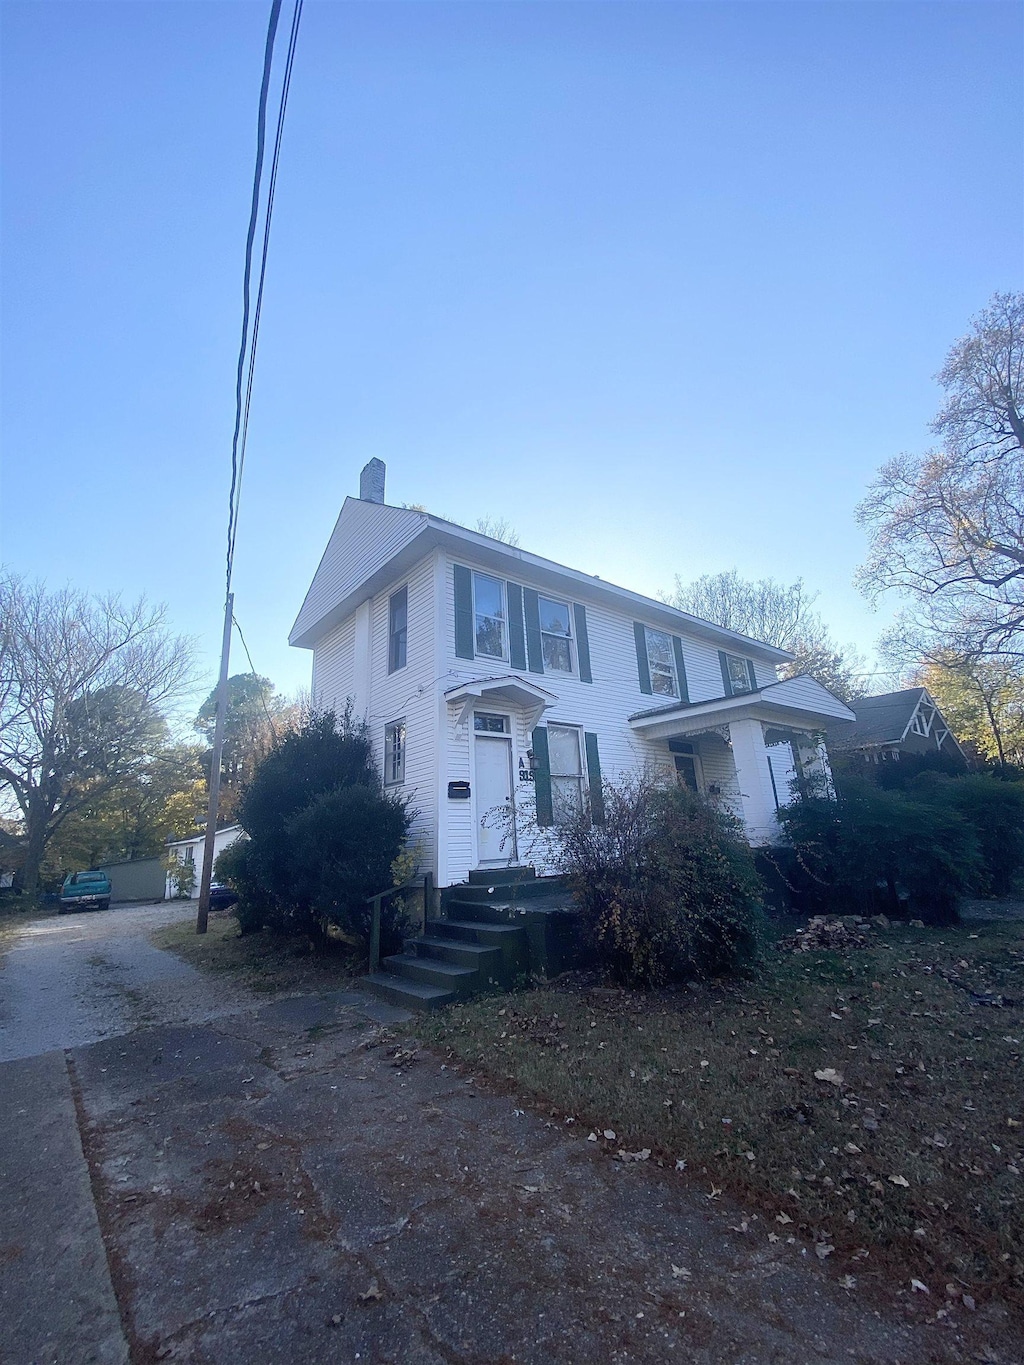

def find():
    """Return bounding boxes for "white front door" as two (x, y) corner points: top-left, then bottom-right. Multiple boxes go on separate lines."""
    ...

(474, 731), (516, 866)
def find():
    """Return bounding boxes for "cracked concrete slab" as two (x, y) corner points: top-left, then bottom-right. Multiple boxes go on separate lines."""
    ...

(0, 1052), (128, 1365)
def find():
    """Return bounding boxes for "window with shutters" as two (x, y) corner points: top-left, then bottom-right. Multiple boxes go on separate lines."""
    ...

(548, 725), (584, 825)
(384, 719), (406, 785)
(724, 653), (754, 695)
(538, 595), (574, 673)
(473, 573), (507, 659)
(388, 586), (408, 673)
(645, 628), (679, 698)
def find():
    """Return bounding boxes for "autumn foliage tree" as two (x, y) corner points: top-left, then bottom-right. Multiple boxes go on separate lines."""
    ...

(0, 574), (194, 892)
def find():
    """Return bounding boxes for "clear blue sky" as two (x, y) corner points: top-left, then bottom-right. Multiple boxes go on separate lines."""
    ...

(2, 1), (1022, 710)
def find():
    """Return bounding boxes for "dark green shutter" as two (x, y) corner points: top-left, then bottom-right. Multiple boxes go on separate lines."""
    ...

(523, 588), (544, 674)
(634, 623), (652, 694)
(718, 649), (733, 696)
(454, 564), (474, 660)
(584, 731), (604, 824)
(671, 636), (689, 703)
(574, 603), (592, 683)
(532, 726), (553, 826)
(507, 582), (527, 670)
(747, 658), (759, 692)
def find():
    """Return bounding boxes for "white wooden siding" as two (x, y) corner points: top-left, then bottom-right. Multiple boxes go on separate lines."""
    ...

(291, 499), (426, 646)
(312, 550), (442, 880)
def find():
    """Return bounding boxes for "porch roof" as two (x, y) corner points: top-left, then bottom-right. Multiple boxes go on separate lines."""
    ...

(444, 674), (559, 731)
(628, 675), (856, 741)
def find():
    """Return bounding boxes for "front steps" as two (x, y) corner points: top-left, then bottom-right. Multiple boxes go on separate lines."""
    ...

(362, 867), (576, 1012)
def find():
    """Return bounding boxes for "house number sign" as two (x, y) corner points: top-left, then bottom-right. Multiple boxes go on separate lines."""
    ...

(518, 757), (534, 783)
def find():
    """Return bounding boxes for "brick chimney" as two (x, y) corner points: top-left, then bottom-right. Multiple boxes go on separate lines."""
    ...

(359, 458), (386, 504)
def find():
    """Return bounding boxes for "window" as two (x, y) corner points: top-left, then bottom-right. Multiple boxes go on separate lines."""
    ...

(548, 725), (584, 824)
(645, 628), (679, 698)
(384, 719), (406, 785)
(474, 713), (509, 734)
(671, 742), (702, 794)
(473, 573), (507, 659)
(388, 586), (408, 673)
(538, 595), (574, 673)
(725, 653), (754, 695)
(183, 847), (195, 865)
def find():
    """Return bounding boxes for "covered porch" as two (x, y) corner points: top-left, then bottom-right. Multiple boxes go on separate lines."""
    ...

(629, 675), (856, 844)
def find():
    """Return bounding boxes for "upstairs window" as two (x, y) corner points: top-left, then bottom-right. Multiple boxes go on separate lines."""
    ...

(384, 719), (406, 785)
(388, 586), (408, 673)
(726, 649), (759, 693)
(645, 628), (679, 698)
(474, 573), (507, 659)
(538, 595), (574, 673)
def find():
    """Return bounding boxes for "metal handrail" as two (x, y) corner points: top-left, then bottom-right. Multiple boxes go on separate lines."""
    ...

(366, 872), (434, 974)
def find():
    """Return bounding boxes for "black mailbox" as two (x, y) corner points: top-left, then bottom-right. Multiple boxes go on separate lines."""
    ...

(447, 780), (471, 800)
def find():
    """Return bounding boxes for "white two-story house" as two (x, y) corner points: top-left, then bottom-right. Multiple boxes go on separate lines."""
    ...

(290, 461), (855, 889)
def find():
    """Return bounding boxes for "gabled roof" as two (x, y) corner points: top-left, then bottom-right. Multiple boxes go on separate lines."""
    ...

(290, 497), (795, 663)
(828, 688), (928, 748)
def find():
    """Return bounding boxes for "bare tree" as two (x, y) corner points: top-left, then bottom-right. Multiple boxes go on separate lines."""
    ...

(474, 516), (521, 547)
(667, 570), (866, 704)
(858, 292), (1024, 661)
(0, 573), (195, 892)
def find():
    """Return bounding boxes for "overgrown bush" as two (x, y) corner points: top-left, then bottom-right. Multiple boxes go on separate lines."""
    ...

(774, 775), (979, 924)
(911, 773), (1024, 898)
(225, 708), (413, 955)
(555, 774), (763, 988)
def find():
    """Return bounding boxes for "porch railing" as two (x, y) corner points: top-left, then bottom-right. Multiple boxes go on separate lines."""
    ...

(366, 872), (435, 975)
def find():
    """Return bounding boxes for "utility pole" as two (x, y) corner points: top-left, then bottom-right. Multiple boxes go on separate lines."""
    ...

(196, 591), (234, 934)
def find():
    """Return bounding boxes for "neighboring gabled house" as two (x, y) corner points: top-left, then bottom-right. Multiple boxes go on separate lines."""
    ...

(165, 824), (246, 898)
(290, 460), (856, 890)
(826, 687), (968, 769)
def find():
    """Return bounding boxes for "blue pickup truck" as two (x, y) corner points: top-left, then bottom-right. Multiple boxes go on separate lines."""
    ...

(60, 870), (112, 913)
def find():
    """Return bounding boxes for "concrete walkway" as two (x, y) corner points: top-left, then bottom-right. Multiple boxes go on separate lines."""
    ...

(0, 904), (1012, 1364)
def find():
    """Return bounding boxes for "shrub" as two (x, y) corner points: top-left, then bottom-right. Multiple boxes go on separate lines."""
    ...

(226, 707), (413, 952)
(555, 773), (763, 988)
(910, 773), (1024, 898)
(775, 775), (979, 924)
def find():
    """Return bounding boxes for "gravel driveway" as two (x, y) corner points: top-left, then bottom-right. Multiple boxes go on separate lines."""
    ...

(0, 904), (1014, 1364)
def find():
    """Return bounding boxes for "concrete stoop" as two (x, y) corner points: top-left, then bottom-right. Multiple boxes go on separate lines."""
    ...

(362, 868), (577, 1012)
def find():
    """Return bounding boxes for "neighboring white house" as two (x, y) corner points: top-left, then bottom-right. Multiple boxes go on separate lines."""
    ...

(290, 460), (856, 888)
(165, 824), (246, 899)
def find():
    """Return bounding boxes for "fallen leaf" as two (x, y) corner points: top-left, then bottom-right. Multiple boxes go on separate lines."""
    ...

(814, 1068), (844, 1086)
(839, 1275), (856, 1290)
(671, 1264), (691, 1279)
(587, 1133), (598, 1142)
(707, 1185), (722, 1199)
(815, 1244), (835, 1260)
(776, 1213), (793, 1225)
(675, 1159), (687, 1171)
(603, 1129), (616, 1141)
(889, 1174), (910, 1187)
(844, 1143), (862, 1155)
(910, 1279), (929, 1294)
(358, 1281), (384, 1305)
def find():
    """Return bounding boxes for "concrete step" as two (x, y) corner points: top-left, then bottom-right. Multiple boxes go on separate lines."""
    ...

(382, 954), (480, 995)
(467, 866), (537, 885)
(432, 918), (527, 946)
(407, 936), (503, 973)
(362, 973), (456, 1012)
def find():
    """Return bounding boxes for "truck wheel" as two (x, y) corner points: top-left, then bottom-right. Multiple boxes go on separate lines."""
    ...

(100, 900), (110, 911)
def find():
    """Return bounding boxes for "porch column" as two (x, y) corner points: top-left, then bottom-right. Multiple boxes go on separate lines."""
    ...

(728, 718), (778, 844)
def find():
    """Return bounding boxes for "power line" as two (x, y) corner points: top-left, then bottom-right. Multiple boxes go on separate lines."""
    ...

(225, 0), (284, 592)
(198, 0), (304, 935)
(228, 0), (305, 575)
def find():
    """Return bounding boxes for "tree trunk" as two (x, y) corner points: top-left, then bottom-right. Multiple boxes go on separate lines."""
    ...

(20, 800), (51, 896)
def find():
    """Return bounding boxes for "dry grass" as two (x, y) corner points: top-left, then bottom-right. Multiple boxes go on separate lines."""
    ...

(420, 915), (1024, 1308)
(152, 913), (358, 995)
